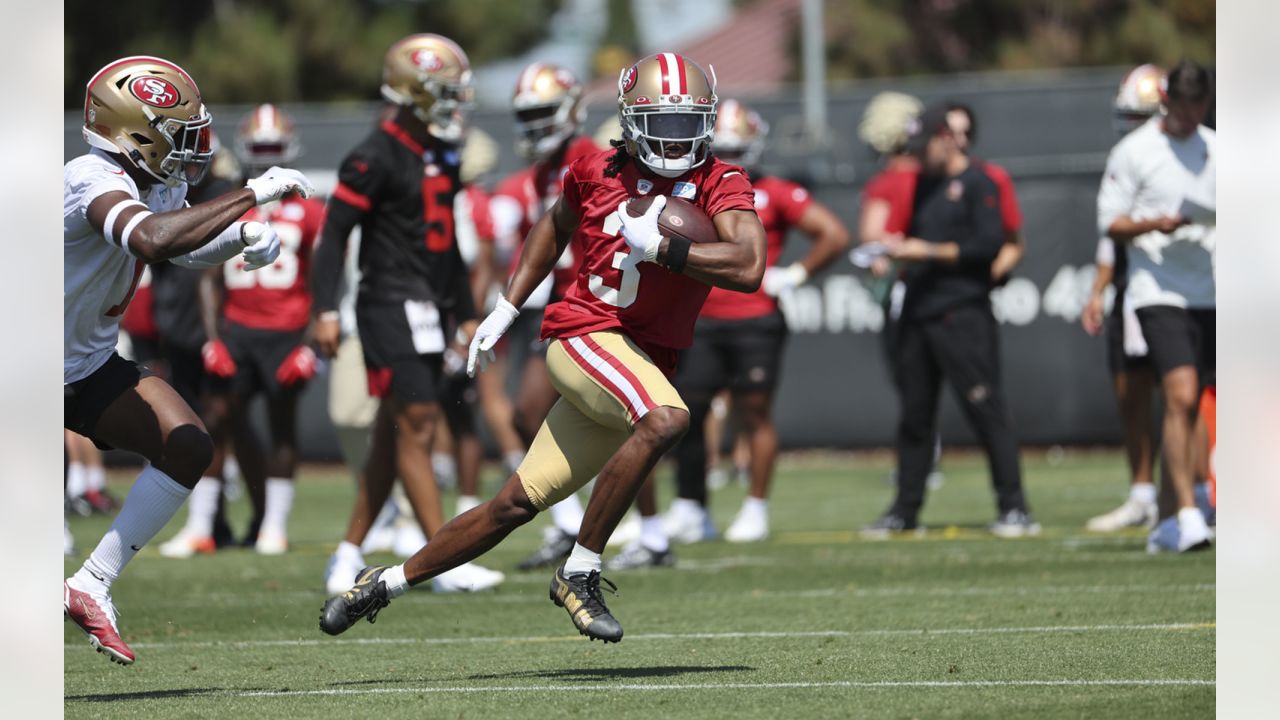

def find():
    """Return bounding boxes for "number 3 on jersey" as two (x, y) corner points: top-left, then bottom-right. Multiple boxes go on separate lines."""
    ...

(225, 222), (303, 289)
(588, 212), (640, 308)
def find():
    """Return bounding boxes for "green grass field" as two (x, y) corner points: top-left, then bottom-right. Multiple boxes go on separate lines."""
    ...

(64, 450), (1214, 719)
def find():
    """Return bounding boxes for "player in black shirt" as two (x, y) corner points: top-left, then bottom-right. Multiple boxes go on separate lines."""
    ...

(311, 34), (504, 593)
(864, 104), (1036, 538)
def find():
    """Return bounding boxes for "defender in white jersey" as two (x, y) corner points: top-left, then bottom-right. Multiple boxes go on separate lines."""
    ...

(64, 55), (314, 666)
(1096, 59), (1215, 554)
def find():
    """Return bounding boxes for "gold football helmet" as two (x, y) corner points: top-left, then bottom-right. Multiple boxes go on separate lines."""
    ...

(82, 56), (213, 187)
(1113, 64), (1165, 136)
(512, 62), (585, 162)
(712, 98), (768, 167)
(617, 52), (717, 178)
(857, 91), (923, 156)
(236, 103), (300, 171)
(381, 33), (474, 142)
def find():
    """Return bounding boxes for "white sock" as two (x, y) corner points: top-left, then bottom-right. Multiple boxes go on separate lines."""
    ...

(381, 564), (410, 598)
(550, 494), (584, 537)
(503, 450), (525, 476)
(261, 477), (295, 537)
(184, 477), (221, 537)
(741, 496), (768, 517)
(432, 452), (457, 486)
(1130, 483), (1157, 505)
(74, 465), (190, 593)
(223, 455), (241, 482)
(1177, 506), (1208, 533)
(66, 462), (88, 498)
(640, 515), (669, 553)
(86, 465), (106, 493)
(335, 540), (364, 567)
(670, 497), (703, 517)
(562, 542), (602, 575)
(456, 495), (480, 517)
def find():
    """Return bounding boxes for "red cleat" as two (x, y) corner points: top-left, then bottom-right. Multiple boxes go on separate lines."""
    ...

(64, 580), (135, 665)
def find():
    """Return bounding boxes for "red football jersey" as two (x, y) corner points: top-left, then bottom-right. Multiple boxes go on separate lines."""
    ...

(862, 166), (917, 236)
(977, 160), (1022, 234)
(540, 151), (756, 360)
(700, 176), (812, 320)
(224, 195), (325, 332)
(493, 135), (601, 306)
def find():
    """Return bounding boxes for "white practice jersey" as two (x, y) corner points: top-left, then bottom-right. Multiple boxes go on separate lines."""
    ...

(1097, 118), (1216, 310)
(64, 150), (187, 383)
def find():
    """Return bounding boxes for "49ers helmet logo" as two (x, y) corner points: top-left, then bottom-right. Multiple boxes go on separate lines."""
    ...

(621, 66), (637, 93)
(129, 76), (180, 108)
(411, 49), (445, 72)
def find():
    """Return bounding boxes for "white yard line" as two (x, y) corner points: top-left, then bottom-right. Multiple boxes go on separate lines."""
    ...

(230, 678), (1215, 698)
(76, 621), (1212, 651)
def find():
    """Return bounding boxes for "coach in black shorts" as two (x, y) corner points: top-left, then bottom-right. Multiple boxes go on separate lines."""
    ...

(864, 104), (1036, 538)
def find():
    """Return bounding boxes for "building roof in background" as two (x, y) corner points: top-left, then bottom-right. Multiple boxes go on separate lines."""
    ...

(586, 0), (801, 102)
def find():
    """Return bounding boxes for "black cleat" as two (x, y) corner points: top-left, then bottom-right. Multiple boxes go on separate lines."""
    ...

(859, 512), (922, 540)
(319, 566), (392, 636)
(549, 565), (623, 643)
(517, 529), (577, 571)
(605, 542), (675, 571)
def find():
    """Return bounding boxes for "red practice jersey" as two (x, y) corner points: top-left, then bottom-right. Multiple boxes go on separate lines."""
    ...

(224, 195), (325, 332)
(492, 135), (600, 305)
(540, 151), (756, 364)
(700, 176), (812, 320)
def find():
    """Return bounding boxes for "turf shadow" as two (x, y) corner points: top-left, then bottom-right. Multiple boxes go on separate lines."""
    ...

(65, 687), (248, 703)
(465, 665), (754, 682)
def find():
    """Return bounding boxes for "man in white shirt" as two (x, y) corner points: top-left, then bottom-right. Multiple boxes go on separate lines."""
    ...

(1096, 59), (1215, 553)
(65, 56), (311, 665)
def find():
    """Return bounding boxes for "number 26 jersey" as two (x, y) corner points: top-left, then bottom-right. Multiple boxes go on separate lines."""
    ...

(540, 151), (755, 352)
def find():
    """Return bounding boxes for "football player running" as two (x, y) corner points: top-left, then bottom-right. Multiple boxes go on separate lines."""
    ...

(65, 56), (312, 665)
(187, 104), (325, 555)
(489, 62), (603, 571)
(654, 99), (848, 552)
(320, 52), (766, 643)
(310, 34), (504, 594)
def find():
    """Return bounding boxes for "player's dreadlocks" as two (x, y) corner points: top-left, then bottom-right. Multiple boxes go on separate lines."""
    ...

(603, 138), (630, 178)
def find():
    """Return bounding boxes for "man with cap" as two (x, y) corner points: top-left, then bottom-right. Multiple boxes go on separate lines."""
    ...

(861, 104), (1037, 538)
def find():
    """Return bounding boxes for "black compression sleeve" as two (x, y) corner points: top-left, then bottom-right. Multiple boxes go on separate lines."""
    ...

(663, 236), (692, 274)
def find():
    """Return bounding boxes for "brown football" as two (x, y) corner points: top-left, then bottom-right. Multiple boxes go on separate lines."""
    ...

(626, 195), (718, 245)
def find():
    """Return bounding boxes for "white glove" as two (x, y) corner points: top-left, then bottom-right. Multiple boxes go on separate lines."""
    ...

(467, 296), (520, 377)
(240, 222), (281, 271)
(245, 166), (315, 204)
(615, 195), (666, 263)
(761, 262), (809, 297)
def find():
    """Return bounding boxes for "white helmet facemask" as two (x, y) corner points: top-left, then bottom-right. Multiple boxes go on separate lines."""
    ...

(623, 109), (715, 178)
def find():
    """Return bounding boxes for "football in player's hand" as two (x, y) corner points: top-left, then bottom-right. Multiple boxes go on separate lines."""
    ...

(627, 195), (718, 245)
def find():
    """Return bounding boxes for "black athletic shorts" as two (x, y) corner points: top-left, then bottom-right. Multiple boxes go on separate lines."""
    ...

(675, 311), (788, 399)
(357, 300), (445, 404)
(64, 352), (146, 449)
(1104, 293), (1152, 375)
(1136, 306), (1216, 387)
(213, 321), (307, 398)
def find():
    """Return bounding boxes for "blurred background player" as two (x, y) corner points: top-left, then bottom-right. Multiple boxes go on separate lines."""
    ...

(862, 104), (1036, 538)
(656, 98), (848, 553)
(65, 55), (304, 664)
(488, 62), (604, 571)
(1080, 64), (1165, 532)
(164, 104), (325, 556)
(311, 34), (504, 594)
(65, 429), (113, 516)
(1096, 59), (1215, 553)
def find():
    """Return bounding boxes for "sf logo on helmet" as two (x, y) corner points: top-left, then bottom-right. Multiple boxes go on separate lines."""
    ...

(129, 76), (180, 108)
(411, 49), (444, 72)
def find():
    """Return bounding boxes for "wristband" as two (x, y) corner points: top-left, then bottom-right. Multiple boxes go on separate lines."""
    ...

(662, 236), (691, 274)
(317, 310), (340, 323)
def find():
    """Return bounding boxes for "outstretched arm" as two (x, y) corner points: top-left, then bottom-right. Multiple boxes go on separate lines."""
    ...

(86, 189), (255, 265)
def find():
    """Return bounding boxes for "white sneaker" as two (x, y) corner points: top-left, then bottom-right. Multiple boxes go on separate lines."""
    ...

(1086, 499), (1156, 532)
(1175, 508), (1213, 553)
(724, 504), (768, 543)
(254, 532), (288, 556)
(361, 524), (396, 554)
(392, 523), (427, 558)
(663, 501), (711, 545)
(607, 510), (641, 547)
(158, 529), (216, 559)
(325, 552), (364, 594)
(432, 562), (505, 592)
